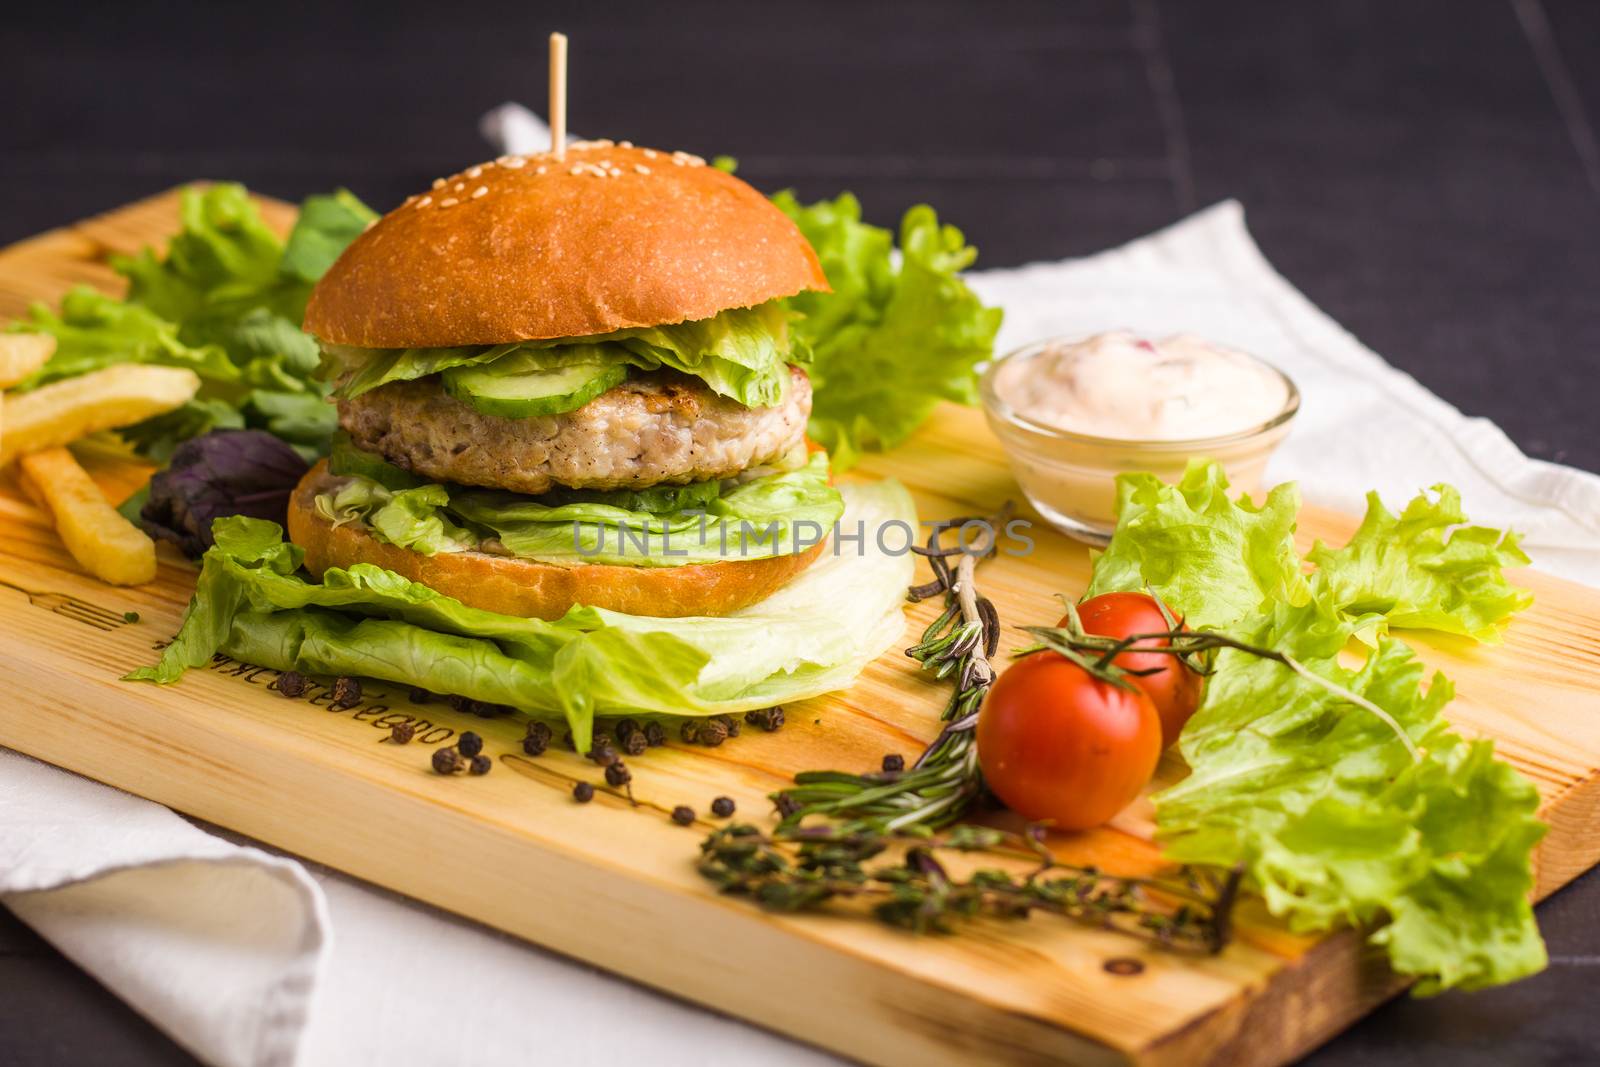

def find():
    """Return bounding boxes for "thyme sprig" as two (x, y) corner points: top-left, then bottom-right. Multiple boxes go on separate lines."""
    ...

(770, 509), (1010, 835)
(699, 822), (1242, 953)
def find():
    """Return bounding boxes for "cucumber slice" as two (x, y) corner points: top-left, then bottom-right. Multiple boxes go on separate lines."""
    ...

(327, 432), (426, 490)
(443, 356), (627, 418)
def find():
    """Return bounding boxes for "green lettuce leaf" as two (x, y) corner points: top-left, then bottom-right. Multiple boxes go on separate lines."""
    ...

(1084, 461), (1307, 628)
(10, 287), (240, 391)
(279, 189), (379, 284)
(1308, 485), (1533, 642)
(1088, 460), (1542, 993)
(316, 450), (845, 567)
(316, 478), (476, 555)
(324, 301), (802, 410)
(8, 183), (373, 462)
(773, 192), (1003, 468)
(116, 183), (289, 329)
(130, 480), (916, 752)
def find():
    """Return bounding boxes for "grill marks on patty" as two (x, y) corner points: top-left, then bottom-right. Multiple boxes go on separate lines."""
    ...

(338, 366), (811, 495)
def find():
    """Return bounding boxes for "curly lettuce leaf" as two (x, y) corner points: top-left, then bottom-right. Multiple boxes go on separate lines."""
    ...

(130, 481), (915, 752)
(116, 183), (289, 329)
(1088, 460), (1542, 993)
(1308, 485), (1533, 642)
(317, 450), (844, 567)
(1084, 462), (1307, 628)
(1158, 615), (1546, 993)
(773, 192), (1003, 468)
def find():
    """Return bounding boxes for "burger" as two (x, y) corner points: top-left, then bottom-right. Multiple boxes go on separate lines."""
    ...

(292, 141), (840, 620)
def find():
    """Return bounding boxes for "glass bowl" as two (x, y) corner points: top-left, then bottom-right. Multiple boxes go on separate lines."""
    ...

(979, 337), (1300, 545)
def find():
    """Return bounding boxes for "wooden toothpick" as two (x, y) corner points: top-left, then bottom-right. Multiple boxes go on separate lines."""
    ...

(549, 32), (568, 161)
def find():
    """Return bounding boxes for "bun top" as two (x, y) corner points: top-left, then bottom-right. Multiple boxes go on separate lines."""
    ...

(304, 142), (829, 348)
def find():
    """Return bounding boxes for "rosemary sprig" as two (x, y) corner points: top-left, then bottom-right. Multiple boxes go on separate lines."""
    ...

(699, 822), (1242, 953)
(771, 508), (1010, 835)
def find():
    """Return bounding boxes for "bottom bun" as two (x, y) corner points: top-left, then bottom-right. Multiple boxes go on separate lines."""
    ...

(287, 461), (826, 619)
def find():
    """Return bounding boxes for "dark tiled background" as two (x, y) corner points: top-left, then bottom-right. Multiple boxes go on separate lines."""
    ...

(2, 1), (1597, 1064)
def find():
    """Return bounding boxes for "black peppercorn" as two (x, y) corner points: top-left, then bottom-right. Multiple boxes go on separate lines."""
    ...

(275, 670), (308, 699)
(671, 805), (695, 826)
(744, 706), (785, 732)
(562, 729), (576, 751)
(644, 721), (667, 747)
(711, 796), (735, 818)
(447, 694), (473, 715)
(775, 793), (801, 818)
(522, 722), (552, 756)
(697, 718), (729, 747)
(680, 719), (701, 744)
(432, 748), (463, 774)
(573, 781), (595, 803)
(712, 713), (740, 738)
(615, 718), (640, 744)
(621, 730), (647, 756)
(604, 761), (632, 788)
(468, 754), (492, 776)
(458, 731), (483, 758)
(588, 743), (618, 767)
(408, 687), (435, 704)
(389, 723), (416, 744)
(882, 753), (905, 773)
(330, 676), (362, 709)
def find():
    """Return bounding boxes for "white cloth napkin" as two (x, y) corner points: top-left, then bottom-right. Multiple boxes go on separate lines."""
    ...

(6, 107), (1599, 1067)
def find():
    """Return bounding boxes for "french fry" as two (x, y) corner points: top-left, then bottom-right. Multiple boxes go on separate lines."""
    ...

(17, 447), (157, 585)
(0, 332), (54, 388)
(0, 364), (199, 467)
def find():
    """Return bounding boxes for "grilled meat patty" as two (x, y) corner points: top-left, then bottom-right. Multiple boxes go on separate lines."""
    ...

(338, 366), (812, 494)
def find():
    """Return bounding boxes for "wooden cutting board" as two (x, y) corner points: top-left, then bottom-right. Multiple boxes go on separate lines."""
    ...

(2, 190), (1598, 1067)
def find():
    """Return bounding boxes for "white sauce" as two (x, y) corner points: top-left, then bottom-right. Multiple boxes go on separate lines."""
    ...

(995, 331), (1290, 441)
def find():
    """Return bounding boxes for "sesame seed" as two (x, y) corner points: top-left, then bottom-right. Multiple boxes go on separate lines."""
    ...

(432, 178), (446, 189)
(364, 219), (376, 230)
(619, 140), (633, 148)
(569, 166), (583, 175)
(416, 196), (433, 208)
(453, 182), (465, 192)
(472, 185), (488, 199)
(634, 164), (651, 175)
(642, 148), (657, 159)
(439, 197), (459, 207)
(498, 155), (527, 169)
(536, 166), (547, 175)
(466, 166), (483, 178)
(594, 138), (614, 147)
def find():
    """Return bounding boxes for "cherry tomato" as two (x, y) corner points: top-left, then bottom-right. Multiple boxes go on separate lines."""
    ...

(977, 651), (1163, 830)
(1068, 592), (1203, 747)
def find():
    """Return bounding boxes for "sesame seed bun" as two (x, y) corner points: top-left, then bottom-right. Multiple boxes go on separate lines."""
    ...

(303, 143), (829, 348)
(287, 460), (828, 620)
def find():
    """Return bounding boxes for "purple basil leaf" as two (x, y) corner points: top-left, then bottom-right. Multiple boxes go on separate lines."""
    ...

(140, 429), (309, 558)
